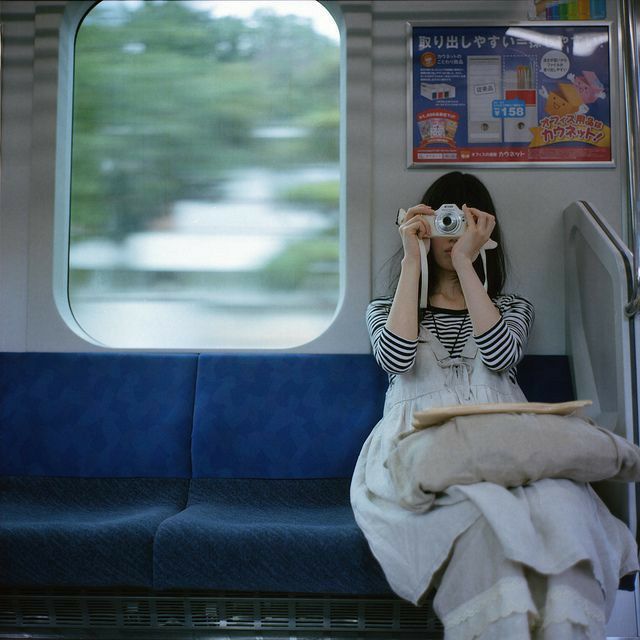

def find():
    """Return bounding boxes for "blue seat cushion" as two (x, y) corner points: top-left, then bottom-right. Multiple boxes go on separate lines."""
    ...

(516, 355), (575, 403)
(153, 478), (391, 594)
(0, 353), (198, 477)
(0, 477), (189, 588)
(191, 354), (388, 479)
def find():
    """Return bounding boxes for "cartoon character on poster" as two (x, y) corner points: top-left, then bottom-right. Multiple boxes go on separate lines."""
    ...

(531, 50), (610, 152)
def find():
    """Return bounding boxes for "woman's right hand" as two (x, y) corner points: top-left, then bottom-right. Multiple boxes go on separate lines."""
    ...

(398, 204), (434, 263)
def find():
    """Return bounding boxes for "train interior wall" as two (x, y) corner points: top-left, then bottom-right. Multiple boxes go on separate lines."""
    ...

(0, 0), (631, 355)
(0, 1), (638, 638)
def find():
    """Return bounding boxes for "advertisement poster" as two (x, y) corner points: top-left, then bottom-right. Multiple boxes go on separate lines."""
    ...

(408, 24), (612, 166)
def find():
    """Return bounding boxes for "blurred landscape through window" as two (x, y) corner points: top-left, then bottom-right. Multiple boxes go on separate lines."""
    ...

(69, 0), (340, 348)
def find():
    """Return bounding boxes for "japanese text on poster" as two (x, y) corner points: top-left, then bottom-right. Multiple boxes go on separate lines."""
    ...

(409, 24), (611, 166)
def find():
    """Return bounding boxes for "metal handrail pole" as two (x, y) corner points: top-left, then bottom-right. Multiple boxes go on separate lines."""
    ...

(621, 0), (640, 317)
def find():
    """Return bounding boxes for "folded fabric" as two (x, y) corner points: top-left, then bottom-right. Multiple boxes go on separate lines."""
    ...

(385, 412), (640, 513)
(411, 400), (592, 429)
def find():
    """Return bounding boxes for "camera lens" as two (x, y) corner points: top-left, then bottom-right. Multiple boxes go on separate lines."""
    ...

(435, 208), (463, 235)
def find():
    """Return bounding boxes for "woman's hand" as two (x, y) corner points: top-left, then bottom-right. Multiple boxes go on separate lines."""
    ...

(451, 205), (495, 269)
(397, 204), (434, 264)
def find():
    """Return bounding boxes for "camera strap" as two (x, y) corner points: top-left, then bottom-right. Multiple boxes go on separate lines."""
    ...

(480, 247), (489, 292)
(419, 239), (429, 308)
(480, 238), (498, 292)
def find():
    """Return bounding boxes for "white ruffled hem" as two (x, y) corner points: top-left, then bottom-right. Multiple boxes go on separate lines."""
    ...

(538, 584), (605, 640)
(441, 576), (539, 640)
(440, 577), (606, 640)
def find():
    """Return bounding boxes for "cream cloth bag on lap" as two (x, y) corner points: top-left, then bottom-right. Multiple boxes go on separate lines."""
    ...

(385, 407), (640, 513)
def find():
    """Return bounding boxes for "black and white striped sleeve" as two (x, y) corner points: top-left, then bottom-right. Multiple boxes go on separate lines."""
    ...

(366, 299), (418, 374)
(474, 295), (534, 372)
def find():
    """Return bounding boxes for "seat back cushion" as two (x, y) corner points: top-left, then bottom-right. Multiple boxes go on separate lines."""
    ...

(190, 354), (573, 479)
(191, 354), (388, 478)
(0, 353), (198, 477)
(516, 355), (575, 403)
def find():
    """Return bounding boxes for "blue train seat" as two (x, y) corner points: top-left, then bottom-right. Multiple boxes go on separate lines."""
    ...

(0, 351), (583, 593)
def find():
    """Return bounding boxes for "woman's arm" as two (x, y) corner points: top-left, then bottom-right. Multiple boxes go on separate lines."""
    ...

(367, 300), (419, 374)
(450, 207), (534, 371)
(385, 204), (434, 341)
(368, 204), (436, 374)
(451, 205), (501, 336)
(475, 295), (535, 371)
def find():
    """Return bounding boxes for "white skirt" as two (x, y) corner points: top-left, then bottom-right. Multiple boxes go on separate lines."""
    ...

(351, 419), (639, 637)
(434, 514), (612, 639)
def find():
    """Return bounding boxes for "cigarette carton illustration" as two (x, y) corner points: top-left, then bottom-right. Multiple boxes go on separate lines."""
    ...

(504, 63), (537, 143)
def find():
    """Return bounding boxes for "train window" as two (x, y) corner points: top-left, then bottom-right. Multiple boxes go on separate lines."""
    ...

(68, 0), (340, 349)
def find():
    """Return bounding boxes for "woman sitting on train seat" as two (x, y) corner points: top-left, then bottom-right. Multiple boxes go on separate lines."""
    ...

(350, 171), (639, 640)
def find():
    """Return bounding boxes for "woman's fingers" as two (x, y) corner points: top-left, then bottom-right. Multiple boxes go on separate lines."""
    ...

(400, 216), (430, 239)
(462, 204), (476, 230)
(451, 205), (496, 265)
(397, 204), (434, 242)
(465, 205), (495, 225)
(463, 205), (495, 236)
(408, 204), (435, 216)
(396, 204), (434, 226)
(405, 204), (435, 221)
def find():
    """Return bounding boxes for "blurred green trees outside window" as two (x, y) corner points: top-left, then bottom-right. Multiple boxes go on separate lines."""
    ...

(69, 0), (340, 348)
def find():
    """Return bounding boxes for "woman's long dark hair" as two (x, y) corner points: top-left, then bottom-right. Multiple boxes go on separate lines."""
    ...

(380, 171), (508, 305)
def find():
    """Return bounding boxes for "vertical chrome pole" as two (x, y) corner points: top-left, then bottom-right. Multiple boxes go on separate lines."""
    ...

(621, 0), (640, 317)
(620, 0), (640, 563)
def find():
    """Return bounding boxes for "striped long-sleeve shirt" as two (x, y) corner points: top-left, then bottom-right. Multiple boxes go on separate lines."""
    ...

(366, 294), (534, 384)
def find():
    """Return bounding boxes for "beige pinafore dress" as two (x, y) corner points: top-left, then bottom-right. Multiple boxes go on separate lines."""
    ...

(350, 325), (638, 637)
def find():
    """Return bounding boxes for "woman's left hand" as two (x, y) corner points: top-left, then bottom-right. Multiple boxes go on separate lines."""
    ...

(450, 205), (495, 268)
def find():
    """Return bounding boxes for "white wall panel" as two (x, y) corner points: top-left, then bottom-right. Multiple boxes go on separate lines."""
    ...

(0, 1), (35, 351)
(368, 0), (627, 355)
(0, 0), (632, 355)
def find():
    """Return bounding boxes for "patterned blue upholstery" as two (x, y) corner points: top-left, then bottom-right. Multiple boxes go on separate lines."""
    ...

(0, 476), (189, 587)
(0, 351), (579, 592)
(0, 352), (197, 478)
(153, 478), (391, 594)
(191, 354), (388, 478)
(516, 355), (575, 403)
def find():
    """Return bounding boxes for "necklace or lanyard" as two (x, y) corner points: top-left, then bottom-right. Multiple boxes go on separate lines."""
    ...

(430, 309), (468, 357)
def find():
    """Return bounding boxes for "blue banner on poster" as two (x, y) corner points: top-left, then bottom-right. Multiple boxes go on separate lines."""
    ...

(409, 24), (611, 165)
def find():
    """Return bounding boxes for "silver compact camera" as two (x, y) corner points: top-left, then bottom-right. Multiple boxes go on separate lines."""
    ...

(429, 204), (467, 237)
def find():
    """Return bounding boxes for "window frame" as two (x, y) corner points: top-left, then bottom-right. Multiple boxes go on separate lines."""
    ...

(48, 0), (374, 353)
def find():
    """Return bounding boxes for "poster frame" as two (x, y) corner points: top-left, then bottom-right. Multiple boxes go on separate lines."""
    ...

(406, 21), (615, 169)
